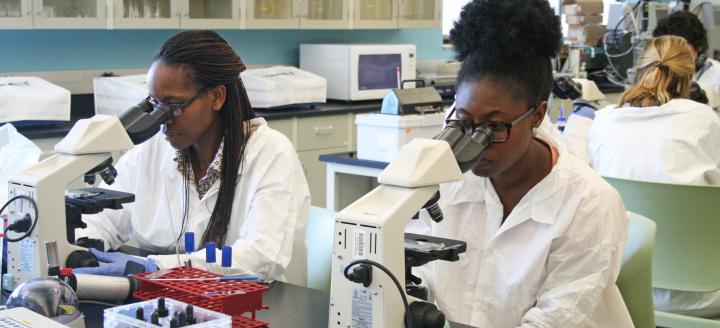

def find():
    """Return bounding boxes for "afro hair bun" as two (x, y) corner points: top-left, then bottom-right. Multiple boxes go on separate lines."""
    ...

(450, 0), (562, 62)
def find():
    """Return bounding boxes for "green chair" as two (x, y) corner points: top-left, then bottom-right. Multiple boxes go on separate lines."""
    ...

(617, 212), (656, 328)
(604, 176), (720, 327)
(305, 206), (336, 292)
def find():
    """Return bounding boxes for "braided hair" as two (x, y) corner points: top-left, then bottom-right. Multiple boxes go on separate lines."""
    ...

(154, 30), (255, 247)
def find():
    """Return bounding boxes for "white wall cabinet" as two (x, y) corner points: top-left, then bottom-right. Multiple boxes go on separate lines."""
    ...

(246, 0), (349, 29)
(180, 0), (243, 29)
(353, 0), (440, 29)
(0, 0), (32, 28)
(0, 0), (436, 30)
(110, 0), (179, 28)
(32, 0), (106, 28)
(110, 0), (244, 29)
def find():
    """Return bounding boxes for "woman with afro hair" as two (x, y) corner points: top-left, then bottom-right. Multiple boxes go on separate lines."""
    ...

(411, 1), (633, 326)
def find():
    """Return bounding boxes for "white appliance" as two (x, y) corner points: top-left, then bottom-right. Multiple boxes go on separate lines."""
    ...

(355, 112), (445, 163)
(93, 74), (147, 116)
(241, 66), (326, 108)
(300, 44), (417, 101)
(0, 77), (70, 124)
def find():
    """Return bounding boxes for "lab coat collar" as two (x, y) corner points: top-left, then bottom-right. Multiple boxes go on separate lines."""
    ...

(490, 151), (569, 238)
(444, 134), (570, 234)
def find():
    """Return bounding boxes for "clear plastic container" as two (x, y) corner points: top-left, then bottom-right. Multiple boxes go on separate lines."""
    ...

(104, 297), (231, 328)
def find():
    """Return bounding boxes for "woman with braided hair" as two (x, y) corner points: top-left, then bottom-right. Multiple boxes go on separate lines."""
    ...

(74, 30), (311, 285)
(410, 1), (633, 326)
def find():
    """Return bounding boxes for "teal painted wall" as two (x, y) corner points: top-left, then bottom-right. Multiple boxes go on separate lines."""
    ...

(0, 28), (453, 72)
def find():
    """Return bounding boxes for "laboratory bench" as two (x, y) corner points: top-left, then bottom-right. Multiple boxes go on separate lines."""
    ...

(77, 280), (474, 328)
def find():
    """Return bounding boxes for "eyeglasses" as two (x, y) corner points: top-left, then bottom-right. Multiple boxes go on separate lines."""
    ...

(445, 104), (537, 143)
(146, 88), (207, 117)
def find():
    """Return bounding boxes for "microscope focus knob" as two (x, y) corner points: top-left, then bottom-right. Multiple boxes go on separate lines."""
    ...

(409, 301), (446, 328)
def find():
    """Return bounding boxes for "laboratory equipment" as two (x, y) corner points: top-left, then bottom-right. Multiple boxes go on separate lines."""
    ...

(330, 103), (494, 327)
(5, 277), (85, 328)
(4, 99), (172, 290)
(355, 112), (445, 163)
(690, 0), (720, 58)
(93, 74), (147, 116)
(300, 44), (417, 101)
(552, 76), (609, 112)
(605, 1), (671, 83)
(205, 242), (217, 273)
(132, 267), (269, 327)
(240, 66), (326, 109)
(380, 80), (443, 116)
(0, 307), (72, 328)
(0, 76), (70, 124)
(221, 246), (231, 275)
(104, 297), (232, 328)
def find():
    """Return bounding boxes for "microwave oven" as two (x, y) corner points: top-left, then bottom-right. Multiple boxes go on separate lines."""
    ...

(300, 44), (416, 101)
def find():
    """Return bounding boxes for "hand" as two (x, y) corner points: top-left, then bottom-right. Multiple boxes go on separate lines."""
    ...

(73, 248), (157, 276)
(571, 106), (595, 120)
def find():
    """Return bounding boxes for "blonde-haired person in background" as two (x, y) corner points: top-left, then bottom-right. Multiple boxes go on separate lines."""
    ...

(567, 35), (720, 317)
(565, 35), (720, 185)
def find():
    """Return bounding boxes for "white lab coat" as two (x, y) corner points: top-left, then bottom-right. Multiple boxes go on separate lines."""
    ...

(76, 117), (311, 284)
(586, 99), (720, 185)
(411, 132), (632, 327)
(563, 99), (720, 316)
(696, 58), (720, 108)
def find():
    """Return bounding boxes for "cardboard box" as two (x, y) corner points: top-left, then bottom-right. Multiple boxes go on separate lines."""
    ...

(567, 24), (607, 46)
(566, 15), (603, 25)
(563, 3), (604, 15)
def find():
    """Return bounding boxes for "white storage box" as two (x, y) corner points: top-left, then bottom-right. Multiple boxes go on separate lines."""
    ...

(241, 66), (326, 109)
(0, 76), (70, 123)
(94, 74), (147, 116)
(104, 297), (231, 328)
(356, 112), (445, 163)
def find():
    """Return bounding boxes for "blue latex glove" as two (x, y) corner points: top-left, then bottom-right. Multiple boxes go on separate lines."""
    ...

(73, 248), (157, 276)
(571, 105), (596, 119)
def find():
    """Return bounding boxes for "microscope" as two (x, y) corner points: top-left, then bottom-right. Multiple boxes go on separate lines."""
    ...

(329, 104), (494, 328)
(4, 100), (171, 290)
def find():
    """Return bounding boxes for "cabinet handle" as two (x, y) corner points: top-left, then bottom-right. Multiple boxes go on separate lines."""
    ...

(314, 126), (334, 135)
(182, 13), (188, 17)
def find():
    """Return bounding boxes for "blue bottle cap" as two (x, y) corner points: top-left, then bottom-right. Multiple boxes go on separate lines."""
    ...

(558, 105), (566, 120)
(205, 242), (216, 263)
(221, 246), (232, 268)
(184, 232), (195, 253)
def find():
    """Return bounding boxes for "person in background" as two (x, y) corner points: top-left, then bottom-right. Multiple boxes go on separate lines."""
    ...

(654, 10), (720, 110)
(409, 0), (632, 326)
(580, 35), (720, 185)
(74, 30), (311, 285)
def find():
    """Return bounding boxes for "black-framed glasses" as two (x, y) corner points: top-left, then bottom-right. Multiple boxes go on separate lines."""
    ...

(146, 88), (207, 117)
(445, 103), (537, 143)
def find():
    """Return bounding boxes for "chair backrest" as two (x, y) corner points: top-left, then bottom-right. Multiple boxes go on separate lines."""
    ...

(617, 212), (657, 328)
(604, 176), (720, 292)
(305, 206), (336, 292)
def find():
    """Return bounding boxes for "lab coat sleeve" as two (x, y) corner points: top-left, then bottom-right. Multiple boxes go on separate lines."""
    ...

(151, 140), (309, 281)
(517, 188), (629, 328)
(561, 115), (592, 164)
(74, 148), (141, 251)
